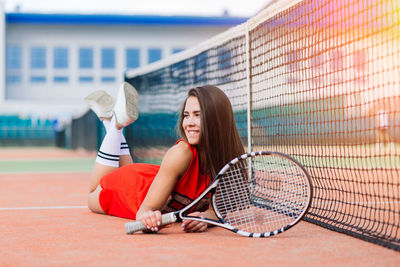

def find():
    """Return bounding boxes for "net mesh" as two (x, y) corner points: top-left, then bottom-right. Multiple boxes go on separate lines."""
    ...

(125, 0), (400, 251)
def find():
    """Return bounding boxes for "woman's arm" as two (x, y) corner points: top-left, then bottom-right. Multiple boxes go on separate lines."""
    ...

(136, 141), (192, 231)
(181, 204), (217, 233)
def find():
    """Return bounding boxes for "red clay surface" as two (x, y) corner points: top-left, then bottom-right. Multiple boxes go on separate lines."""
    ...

(0, 148), (399, 266)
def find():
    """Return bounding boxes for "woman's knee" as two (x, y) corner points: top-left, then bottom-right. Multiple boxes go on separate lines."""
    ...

(88, 185), (105, 214)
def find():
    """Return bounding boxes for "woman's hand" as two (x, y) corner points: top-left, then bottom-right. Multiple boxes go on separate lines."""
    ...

(181, 211), (208, 233)
(136, 210), (162, 232)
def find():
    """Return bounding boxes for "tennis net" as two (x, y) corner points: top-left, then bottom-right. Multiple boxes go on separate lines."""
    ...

(125, 0), (400, 251)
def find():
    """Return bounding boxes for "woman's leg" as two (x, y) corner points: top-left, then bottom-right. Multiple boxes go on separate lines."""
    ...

(119, 130), (133, 167)
(89, 117), (122, 192)
(87, 117), (134, 213)
(88, 185), (105, 214)
(86, 83), (138, 213)
(88, 116), (122, 213)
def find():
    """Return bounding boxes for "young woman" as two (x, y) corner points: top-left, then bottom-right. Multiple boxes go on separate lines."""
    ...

(85, 82), (244, 233)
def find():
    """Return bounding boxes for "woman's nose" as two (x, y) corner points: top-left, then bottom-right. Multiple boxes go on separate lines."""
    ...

(187, 116), (195, 124)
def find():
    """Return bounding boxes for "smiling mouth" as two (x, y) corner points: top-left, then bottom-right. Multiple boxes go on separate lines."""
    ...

(187, 130), (199, 135)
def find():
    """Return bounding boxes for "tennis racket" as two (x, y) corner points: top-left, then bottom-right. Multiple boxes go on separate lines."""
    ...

(125, 151), (313, 237)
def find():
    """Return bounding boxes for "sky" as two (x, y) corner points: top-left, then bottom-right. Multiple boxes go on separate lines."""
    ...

(2, 0), (271, 17)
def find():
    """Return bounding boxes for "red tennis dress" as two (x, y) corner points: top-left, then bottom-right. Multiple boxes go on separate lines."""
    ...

(99, 139), (210, 219)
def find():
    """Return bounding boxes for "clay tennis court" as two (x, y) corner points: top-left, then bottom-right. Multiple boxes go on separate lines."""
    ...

(0, 147), (399, 266)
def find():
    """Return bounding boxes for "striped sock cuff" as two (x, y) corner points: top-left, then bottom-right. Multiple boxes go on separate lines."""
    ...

(120, 142), (130, 155)
(96, 150), (120, 167)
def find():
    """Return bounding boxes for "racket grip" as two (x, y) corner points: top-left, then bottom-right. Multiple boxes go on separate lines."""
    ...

(125, 213), (177, 234)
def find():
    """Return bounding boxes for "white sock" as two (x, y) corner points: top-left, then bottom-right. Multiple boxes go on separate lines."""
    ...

(96, 116), (121, 167)
(120, 133), (131, 156)
(103, 119), (130, 156)
(102, 119), (111, 132)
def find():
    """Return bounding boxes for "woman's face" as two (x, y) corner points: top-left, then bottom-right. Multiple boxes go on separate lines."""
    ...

(182, 96), (201, 145)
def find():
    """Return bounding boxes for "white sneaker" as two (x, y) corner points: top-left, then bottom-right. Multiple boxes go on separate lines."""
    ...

(113, 82), (139, 128)
(84, 90), (115, 120)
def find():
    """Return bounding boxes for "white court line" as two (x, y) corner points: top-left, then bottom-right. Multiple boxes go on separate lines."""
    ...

(312, 201), (400, 205)
(351, 201), (400, 205)
(0, 205), (88, 211)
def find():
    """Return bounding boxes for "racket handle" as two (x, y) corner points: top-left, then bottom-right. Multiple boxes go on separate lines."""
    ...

(125, 213), (177, 234)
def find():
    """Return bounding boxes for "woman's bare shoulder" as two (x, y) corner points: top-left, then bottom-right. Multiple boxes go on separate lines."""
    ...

(160, 140), (192, 176)
(166, 140), (191, 160)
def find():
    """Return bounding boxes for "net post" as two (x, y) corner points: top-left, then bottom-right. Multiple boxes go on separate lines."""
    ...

(245, 21), (252, 153)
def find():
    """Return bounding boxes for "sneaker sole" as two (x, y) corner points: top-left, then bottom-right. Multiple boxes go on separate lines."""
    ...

(122, 82), (139, 122)
(84, 90), (114, 118)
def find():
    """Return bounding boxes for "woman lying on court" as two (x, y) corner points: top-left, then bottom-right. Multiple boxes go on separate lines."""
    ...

(85, 83), (244, 233)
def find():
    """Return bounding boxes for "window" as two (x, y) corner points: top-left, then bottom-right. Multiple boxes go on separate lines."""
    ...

(331, 49), (343, 71)
(217, 48), (231, 83)
(101, 48), (115, 69)
(54, 76), (69, 83)
(148, 48), (162, 64)
(286, 50), (298, 71)
(311, 50), (323, 70)
(6, 45), (22, 84)
(30, 47), (46, 69)
(353, 50), (367, 84)
(31, 76), (46, 83)
(79, 76), (93, 82)
(126, 48), (140, 69)
(172, 48), (184, 54)
(6, 45), (22, 69)
(54, 47), (68, 69)
(7, 76), (22, 84)
(194, 51), (208, 84)
(171, 61), (187, 85)
(101, 76), (115, 82)
(218, 48), (231, 70)
(311, 50), (323, 85)
(353, 50), (366, 72)
(79, 48), (93, 69)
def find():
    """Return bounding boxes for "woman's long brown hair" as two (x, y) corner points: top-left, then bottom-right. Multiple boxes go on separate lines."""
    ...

(178, 85), (245, 178)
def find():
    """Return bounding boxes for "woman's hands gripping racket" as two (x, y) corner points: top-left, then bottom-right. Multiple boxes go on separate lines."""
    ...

(125, 151), (313, 237)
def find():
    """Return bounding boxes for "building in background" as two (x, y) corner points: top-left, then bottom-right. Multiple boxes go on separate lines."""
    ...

(0, 2), (246, 118)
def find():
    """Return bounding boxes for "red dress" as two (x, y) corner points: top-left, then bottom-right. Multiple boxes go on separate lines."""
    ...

(99, 139), (210, 219)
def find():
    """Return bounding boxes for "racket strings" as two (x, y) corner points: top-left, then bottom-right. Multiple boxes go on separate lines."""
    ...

(214, 154), (311, 234)
(250, 156), (310, 232)
(215, 162), (249, 210)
